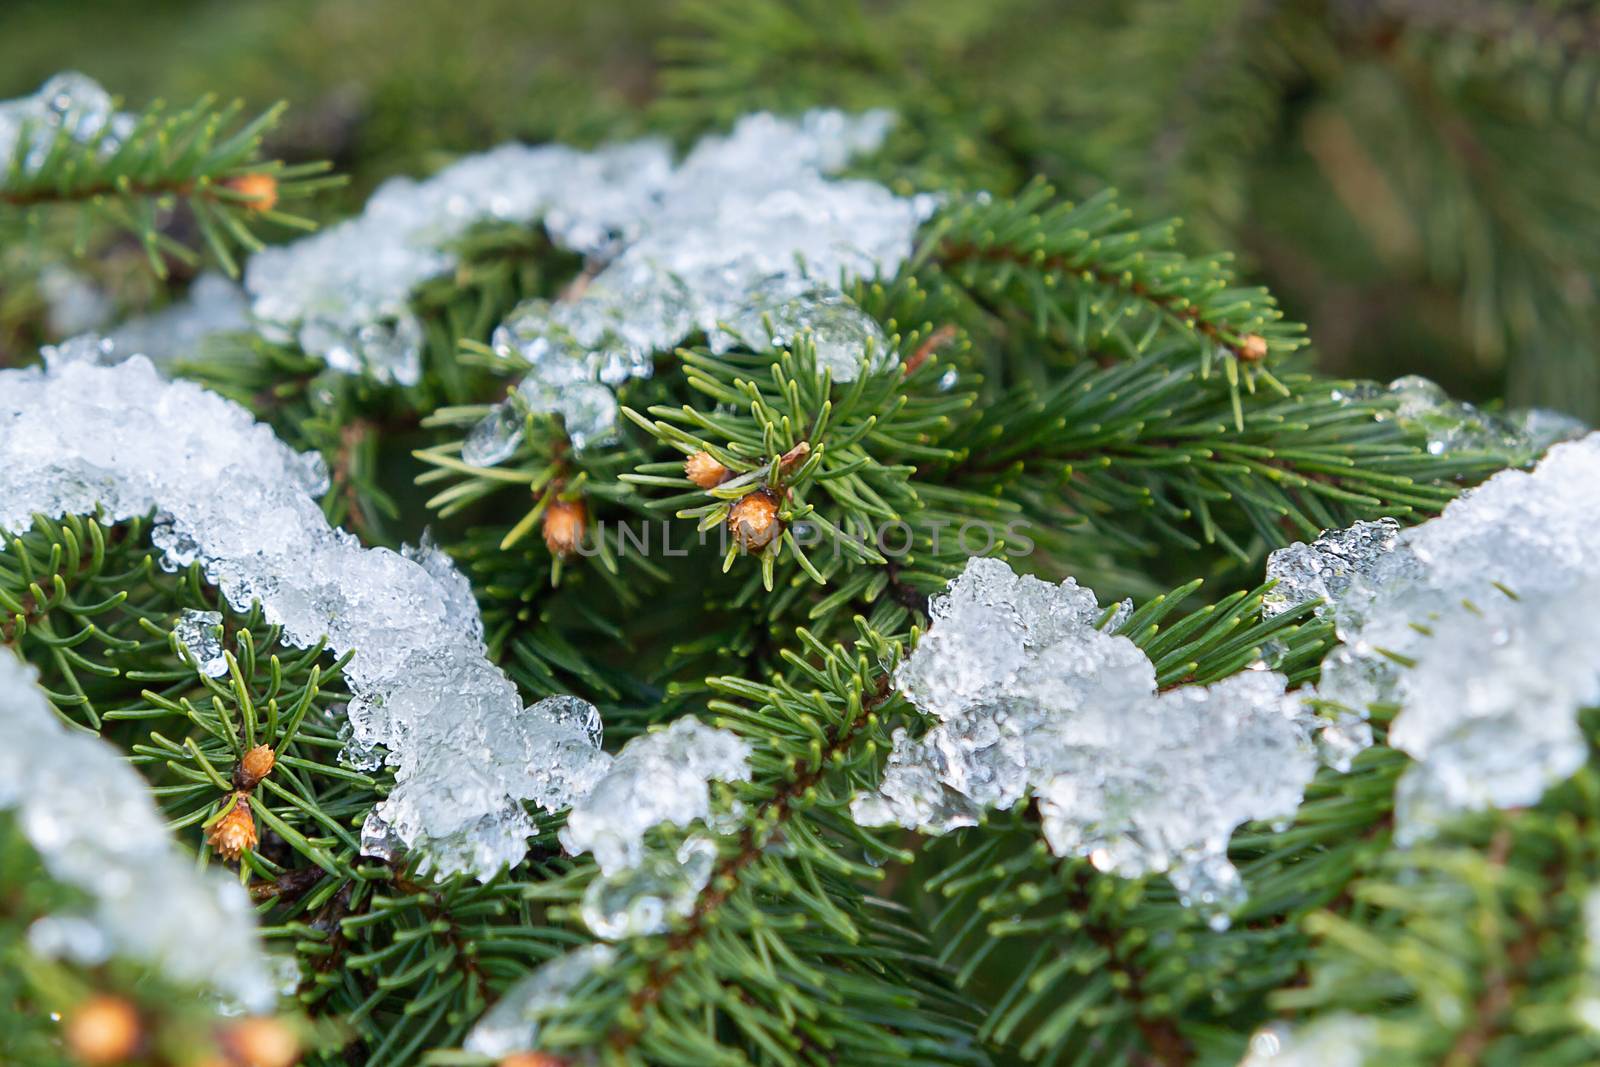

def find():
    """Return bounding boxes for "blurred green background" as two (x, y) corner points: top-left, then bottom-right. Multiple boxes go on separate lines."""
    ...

(5, 0), (1598, 418)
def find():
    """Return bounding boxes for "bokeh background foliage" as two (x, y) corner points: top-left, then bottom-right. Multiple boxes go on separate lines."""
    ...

(4, 0), (1599, 419)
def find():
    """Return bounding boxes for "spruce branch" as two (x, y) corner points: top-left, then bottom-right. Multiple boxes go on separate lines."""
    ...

(927, 181), (1304, 415)
(900, 581), (1383, 1065)
(1, 96), (339, 278)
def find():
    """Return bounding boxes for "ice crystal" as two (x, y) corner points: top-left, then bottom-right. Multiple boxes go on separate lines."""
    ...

(1035, 670), (1319, 919)
(246, 109), (928, 402)
(1239, 1017), (1378, 1067)
(0, 652), (277, 1009)
(513, 373), (619, 453)
(1290, 433), (1600, 841)
(463, 943), (616, 1058)
(852, 558), (1334, 922)
(174, 608), (229, 679)
(1385, 375), (1532, 459)
(0, 356), (609, 878)
(713, 279), (894, 383)
(559, 717), (752, 875)
(1262, 519), (1404, 618)
(0, 72), (132, 176)
(580, 835), (718, 940)
(460, 401), (526, 468)
(1507, 406), (1589, 456)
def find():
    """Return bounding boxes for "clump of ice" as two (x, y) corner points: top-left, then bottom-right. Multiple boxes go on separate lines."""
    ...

(1384, 375), (1533, 460)
(248, 110), (923, 437)
(173, 608), (228, 679)
(1262, 519), (1404, 618)
(1274, 433), (1600, 841)
(0, 355), (609, 878)
(245, 139), (666, 385)
(106, 273), (251, 364)
(0, 72), (133, 177)
(851, 557), (1338, 923)
(713, 278), (894, 383)
(1507, 407), (1589, 456)
(0, 652), (278, 1009)
(1239, 1016), (1378, 1067)
(580, 835), (718, 941)
(463, 943), (617, 1058)
(559, 717), (751, 876)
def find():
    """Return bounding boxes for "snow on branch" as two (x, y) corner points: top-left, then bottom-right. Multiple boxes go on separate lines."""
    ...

(246, 108), (931, 406)
(0, 359), (630, 882)
(0, 72), (133, 176)
(850, 557), (1344, 925)
(1270, 432), (1600, 841)
(1, 352), (750, 882)
(0, 651), (281, 1009)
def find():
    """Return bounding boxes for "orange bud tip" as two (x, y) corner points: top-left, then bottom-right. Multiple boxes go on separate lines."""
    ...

(684, 451), (730, 490)
(65, 996), (142, 1065)
(543, 498), (588, 558)
(227, 173), (279, 213)
(207, 793), (258, 862)
(235, 744), (276, 790)
(219, 1017), (300, 1067)
(728, 489), (783, 552)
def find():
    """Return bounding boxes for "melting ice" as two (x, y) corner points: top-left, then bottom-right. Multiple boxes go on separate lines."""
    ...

(174, 608), (229, 679)
(0, 355), (609, 878)
(1, 352), (757, 883)
(0, 72), (132, 176)
(560, 718), (749, 943)
(851, 557), (1336, 922)
(560, 717), (751, 876)
(1382, 375), (1586, 462)
(244, 109), (926, 448)
(463, 943), (616, 1058)
(0, 652), (278, 1009)
(1266, 433), (1600, 841)
(580, 835), (718, 940)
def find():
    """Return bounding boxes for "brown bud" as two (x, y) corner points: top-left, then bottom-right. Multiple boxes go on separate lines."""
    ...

(728, 489), (783, 552)
(543, 498), (588, 557)
(905, 323), (958, 374)
(219, 1017), (300, 1067)
(684, 451), (729, 490)
(500, 1054), (568, 1067)
(1238, 333), (1269, 363)
(226, 173), (279, 213)
(777, 441), (811, 474)
(207, 793), (258, 861)
(234, 744), (276, 791)
(65, 995), (142, 1065)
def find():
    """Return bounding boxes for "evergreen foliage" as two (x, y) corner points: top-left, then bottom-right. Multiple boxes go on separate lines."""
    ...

(1, 5), (1596, 1067)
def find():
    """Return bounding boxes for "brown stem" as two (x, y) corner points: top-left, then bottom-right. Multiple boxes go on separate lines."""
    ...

(1441, 827), (1543, 1066)
(1057, 863), (1194, 1066)
(0, 177), (199, 209)
(938, 241), (1260, 363)
(607, 673), (894, 1053)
